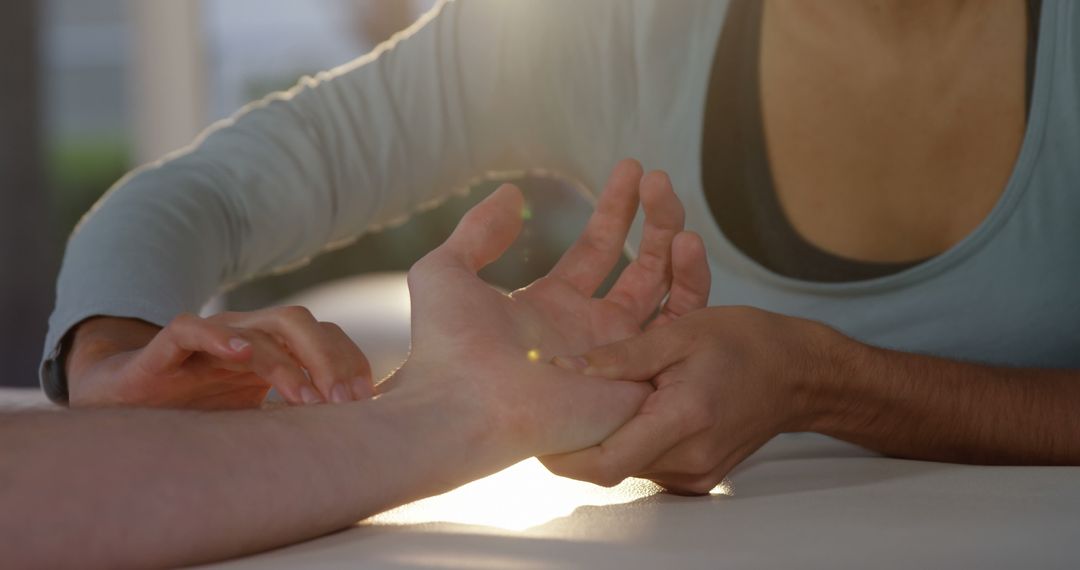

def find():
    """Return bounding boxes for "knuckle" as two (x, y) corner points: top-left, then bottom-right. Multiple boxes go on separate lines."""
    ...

(319, 321), (347, 337)
(209, 311), (240, 324)
(169, 312), (199, 329)
(279, 305), (315, 324)
(584, 230), (618, 256)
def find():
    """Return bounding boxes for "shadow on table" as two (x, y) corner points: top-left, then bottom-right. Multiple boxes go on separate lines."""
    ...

(726, 432), (950, 499)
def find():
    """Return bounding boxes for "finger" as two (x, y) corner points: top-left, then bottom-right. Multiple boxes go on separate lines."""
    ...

(221, 314), (371, 404)
(551, 324), (687, 382)
(439, 184), (526, 273)
(605, 170), (686, 322)
(319, 321), (374, 401)
(544, 392), (691, 487)
(239, 329), (320, 406)
(230, 307), (360, 403)
(648, 232), (712, 330)
(138, 313), (252, 374)
(548, 159), (643, 295)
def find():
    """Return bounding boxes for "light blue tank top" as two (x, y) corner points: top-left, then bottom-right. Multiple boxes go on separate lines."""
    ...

(692, 0), (1080, 368)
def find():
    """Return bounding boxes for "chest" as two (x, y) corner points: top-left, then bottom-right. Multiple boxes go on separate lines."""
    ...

(758, 0), (1029, 262)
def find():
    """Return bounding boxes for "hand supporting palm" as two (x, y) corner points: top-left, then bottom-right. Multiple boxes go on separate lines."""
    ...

(388, 160), (711, 459)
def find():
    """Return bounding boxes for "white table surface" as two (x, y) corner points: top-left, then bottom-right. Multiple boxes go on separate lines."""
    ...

(7, 274), (1077, 568)
(204, 433), (1080, 570)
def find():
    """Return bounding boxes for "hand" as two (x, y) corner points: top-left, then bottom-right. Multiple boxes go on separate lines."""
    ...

(384, 160), (711, 456)
(544, 306), (844, 494)
(67, 309), (375, 409)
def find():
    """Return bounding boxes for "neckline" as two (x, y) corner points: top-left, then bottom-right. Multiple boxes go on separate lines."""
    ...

(695, 0), (1056, 296)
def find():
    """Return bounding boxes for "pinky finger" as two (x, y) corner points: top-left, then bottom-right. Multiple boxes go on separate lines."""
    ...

(649, 232), (711, 330)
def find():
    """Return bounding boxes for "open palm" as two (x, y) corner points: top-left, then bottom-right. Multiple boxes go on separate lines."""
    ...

(392, 161), (711, 457)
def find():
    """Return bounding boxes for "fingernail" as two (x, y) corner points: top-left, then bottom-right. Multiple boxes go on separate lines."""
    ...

(228, 337), (251, 352)
(351, 377), (374, 400)
(552, 355), (589, 371)
(331, 383), (351, 404)
(300, 386), (323, 405)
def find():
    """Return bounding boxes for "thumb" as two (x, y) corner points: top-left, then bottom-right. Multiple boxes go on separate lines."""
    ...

(552, 327), (687, 382)
(440, 184), (526, 273)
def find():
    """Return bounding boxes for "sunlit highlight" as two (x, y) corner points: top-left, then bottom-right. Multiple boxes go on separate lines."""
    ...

(526, 349), (541, 363)
(369, 458), (662, 531)
(710, 479), (734, 496)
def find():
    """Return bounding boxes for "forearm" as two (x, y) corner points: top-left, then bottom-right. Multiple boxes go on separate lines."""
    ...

(0, 369), (506, 569)
(808, 338), (1080, 465)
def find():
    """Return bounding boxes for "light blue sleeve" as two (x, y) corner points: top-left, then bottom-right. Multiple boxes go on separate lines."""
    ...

(41, 0), (638, 401)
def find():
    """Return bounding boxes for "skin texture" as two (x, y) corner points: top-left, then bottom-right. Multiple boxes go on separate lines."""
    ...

(545, 307), (1080, 495)
(761, 0), (1027, 262)
(1, 163), (710, 569)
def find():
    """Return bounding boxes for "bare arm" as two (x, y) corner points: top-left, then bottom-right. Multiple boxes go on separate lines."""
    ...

(809, 342), (1080, 465)
(0, 374), (503, 569)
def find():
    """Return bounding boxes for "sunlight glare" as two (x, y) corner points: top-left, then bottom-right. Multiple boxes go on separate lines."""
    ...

(710, 479), (734, 496)
(368, 458), (662, 532)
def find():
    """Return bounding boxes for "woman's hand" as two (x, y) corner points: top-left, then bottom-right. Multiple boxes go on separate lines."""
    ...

(67, 308), (374, 409)
(386, 160), (712, 457)
(544, 306), (846, 495)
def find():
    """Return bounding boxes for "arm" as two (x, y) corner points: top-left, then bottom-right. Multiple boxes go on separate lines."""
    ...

(808, 341), (1080, 465)
(0, 371), (504, 569)
(51, 0), (620, 404)
(544, 307), (1080, 495)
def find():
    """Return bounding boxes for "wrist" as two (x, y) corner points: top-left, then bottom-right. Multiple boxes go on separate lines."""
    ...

(788, 320), (867, 433)
(377, 361), (521, 476)
(67, 317), (160, 381)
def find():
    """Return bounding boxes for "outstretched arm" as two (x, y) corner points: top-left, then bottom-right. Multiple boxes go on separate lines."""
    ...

(0, 384), (496, 569)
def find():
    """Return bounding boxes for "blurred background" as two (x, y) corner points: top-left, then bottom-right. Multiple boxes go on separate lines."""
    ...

(0, 0), (606, 388)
